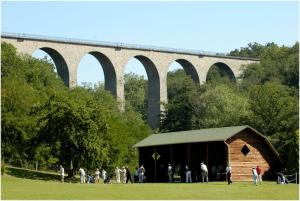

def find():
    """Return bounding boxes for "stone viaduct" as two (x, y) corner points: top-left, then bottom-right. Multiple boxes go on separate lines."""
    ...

(1, 33), (259, 129)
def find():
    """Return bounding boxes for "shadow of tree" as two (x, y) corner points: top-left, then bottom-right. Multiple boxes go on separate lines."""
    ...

(5, 166), (80, 183)
(6, 166), (60, 181)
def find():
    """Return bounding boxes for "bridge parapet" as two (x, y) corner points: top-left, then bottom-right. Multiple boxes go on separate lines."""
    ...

(1, 32), (259, 61)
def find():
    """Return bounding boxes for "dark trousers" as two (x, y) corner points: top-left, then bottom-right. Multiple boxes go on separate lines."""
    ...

(134, 175), (138, 183)
(126, 174), (133, 183)
(227, 172), (232, 184)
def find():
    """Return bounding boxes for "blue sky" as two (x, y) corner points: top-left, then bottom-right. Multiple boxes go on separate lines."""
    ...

(2, 1), (299, 85)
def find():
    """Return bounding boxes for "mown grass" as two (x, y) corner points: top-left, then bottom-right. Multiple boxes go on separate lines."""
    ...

(1, 167), (299, 200)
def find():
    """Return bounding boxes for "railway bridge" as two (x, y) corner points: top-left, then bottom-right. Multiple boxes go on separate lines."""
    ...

(1, 33), (259, 128)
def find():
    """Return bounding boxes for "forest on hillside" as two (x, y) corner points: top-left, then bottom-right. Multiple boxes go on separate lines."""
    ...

(1, 41), (299, 176)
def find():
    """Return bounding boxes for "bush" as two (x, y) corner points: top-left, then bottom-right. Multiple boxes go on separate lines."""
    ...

(1, 160), (5, 175)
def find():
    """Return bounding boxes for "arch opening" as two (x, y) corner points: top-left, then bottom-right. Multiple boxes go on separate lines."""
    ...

(32, 48), (69, 87)
(174, 59), (199, 83)
(167, 59), (199, 100)
(124, 55), (160, 129)
(77, 51), (116, 97)
(206, 62), (236, 83)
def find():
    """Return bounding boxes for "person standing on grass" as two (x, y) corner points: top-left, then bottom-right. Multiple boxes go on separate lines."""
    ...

(252, 167), (258, 185)
(94, 168), (100, 183)
(115, 166), (121, 183)
(226, 164), (232, 185)
(102, 169), (107, 182)
(138, 165), (145, 183)
(200, 162), (208, 183)
(79, 168), (86, 184)
(167, 164), (173, 183)
(126, 166), (133, 183)
(120, 166), (127, 183)
(59, 165), (64, 183)
(256, 166), (262, 184)
(185, 164), (192, 183)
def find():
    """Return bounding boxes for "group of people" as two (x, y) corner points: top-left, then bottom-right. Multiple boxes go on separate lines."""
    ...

(114, 166), (133, 183)
(251, 166), (263, 185)
(166, 162), (209, 183)
(115, 165), (146, 183)
(57, 164), (269, 185)
(78, 167), (108, 184)
(76, 165), (147, 184)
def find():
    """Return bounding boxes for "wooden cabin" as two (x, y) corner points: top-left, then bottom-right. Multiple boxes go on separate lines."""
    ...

(134, 125), (282, 182)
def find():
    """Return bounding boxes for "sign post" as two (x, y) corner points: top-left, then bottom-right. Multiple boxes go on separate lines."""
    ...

(152, 148), (160, 182)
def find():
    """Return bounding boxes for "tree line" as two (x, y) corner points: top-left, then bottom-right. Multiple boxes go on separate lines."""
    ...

(1, 41), (298, 176)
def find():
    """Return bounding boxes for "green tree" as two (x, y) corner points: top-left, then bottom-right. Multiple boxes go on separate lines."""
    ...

(32, 89), (110, 176)
(124, 73), (148, 121)
(247, 81), (298, 136)
(32, 85), (150, 176)
(2, 42), (151, 175)
(1, 42), (66, 165)
(92, 86), (150, 170)
(233, 42), (299, 89)
(160, 69), (199, 132)
(285, 130), (299, 173)
(246, 81), (298, 170)
(206, 65), (235, 86)
(190, 84), (251, 129)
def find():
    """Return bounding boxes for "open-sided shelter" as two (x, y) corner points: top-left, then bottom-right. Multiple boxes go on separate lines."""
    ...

(134, 125), (281, 182)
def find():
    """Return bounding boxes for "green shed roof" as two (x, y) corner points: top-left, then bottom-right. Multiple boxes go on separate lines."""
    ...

(134, 125), (253, 147)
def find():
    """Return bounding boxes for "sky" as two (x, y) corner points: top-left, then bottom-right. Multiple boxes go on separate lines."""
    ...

(1, 1), (299, 85)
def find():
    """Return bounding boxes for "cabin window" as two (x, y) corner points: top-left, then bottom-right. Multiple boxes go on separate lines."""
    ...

(241, 144), (250, 156)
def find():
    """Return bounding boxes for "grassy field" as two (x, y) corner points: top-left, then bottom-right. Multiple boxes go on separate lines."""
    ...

(1, 167), (299, 200)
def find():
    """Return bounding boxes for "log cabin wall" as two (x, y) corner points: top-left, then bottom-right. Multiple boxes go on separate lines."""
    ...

(226, 129), (281, 181)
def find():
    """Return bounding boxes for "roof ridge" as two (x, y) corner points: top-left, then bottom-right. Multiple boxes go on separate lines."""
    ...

(134, 125), (251, 148)
(157, 125), (249, 135)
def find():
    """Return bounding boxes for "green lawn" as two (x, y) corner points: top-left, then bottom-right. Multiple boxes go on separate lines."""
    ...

(1, 174), (298, 200)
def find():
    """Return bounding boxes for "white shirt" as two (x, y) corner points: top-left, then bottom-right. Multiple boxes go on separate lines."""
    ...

(59, 167), (64, 175)
(102, 170), (107, 176)
(252, 168), (258, 176)
(79, 168), (85, 176)
(95, 170), (100, 178)
(201, 164), (208, 172)
(168, 166), (172, 173)
(226, 166), (232, 174)
(115, 168), (120, 175)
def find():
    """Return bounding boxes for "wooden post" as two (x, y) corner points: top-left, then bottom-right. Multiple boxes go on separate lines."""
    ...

(224, 141), (230, 165)
(154, 146), (157, 183)
(187, 144), (190, 166)
(170, 145), (173, 164)
(138, 148), (141, 167)
(206, 143), (208, 165)
(35, 161), (38, 171)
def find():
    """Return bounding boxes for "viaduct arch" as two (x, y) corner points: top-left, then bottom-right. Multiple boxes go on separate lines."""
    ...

(171, 59), (200, 83)
(34, 47), (70, 86)
(1, 33), (259, 129)
(207, 62), (236, 82)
